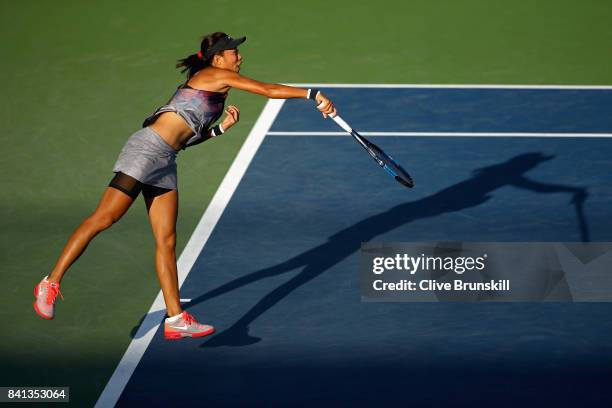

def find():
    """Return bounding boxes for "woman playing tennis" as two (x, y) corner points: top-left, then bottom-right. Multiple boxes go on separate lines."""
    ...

(34, 32), (336, 340)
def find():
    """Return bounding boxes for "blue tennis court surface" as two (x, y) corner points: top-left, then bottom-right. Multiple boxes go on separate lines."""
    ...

(115, 86), (612, 407)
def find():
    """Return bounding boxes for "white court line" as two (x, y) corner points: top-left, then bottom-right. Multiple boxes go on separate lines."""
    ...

(95, 98), (285, 408)
(285, 83), (612, 89)
(268, 131), (612, 138)
(277, 84), (612, 137)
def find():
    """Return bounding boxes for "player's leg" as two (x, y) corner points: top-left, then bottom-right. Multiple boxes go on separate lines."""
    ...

(47, 173), (140, 284)
(144, 187), (181, 316)
(35, 173), (141, 319)
(143, 186), (214, 339)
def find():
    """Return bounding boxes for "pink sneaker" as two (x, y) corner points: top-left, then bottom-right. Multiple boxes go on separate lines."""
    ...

(33, 276), (64, 320)
(164, 311), (215, 340)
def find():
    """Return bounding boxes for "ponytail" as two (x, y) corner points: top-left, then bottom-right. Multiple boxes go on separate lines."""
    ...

(176, 31), (228, 79)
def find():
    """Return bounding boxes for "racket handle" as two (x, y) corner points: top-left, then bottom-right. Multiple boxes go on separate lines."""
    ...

(330, 114), (353, 133)
(316, 99), (352, 133)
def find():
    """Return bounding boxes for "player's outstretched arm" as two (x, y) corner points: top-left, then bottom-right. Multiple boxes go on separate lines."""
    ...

(221, 71), (336, 117)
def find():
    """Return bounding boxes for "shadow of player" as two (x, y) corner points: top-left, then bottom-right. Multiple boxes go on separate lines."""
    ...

(130, 152), (590, 344)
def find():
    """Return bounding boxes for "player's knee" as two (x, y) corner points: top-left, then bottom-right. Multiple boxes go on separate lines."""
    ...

(87, 212), (119, 232)
(155, 232), (176, 251)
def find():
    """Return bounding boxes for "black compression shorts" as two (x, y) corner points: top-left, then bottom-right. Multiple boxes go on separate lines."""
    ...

(108, 172), (173, 199)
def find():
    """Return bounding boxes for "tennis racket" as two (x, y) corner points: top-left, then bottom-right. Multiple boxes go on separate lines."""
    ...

(327, 114), (414, 188)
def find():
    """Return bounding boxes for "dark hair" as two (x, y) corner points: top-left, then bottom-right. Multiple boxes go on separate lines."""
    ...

(176, 32), (228, 79)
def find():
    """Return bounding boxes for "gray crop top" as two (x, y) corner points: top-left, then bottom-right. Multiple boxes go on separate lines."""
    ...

(142, 83), (227, 150)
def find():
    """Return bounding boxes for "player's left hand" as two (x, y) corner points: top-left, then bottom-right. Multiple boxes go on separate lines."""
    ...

(222, 105), (240, 130)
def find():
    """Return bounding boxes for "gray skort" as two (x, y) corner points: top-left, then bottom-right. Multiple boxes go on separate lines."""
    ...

(112, 126), (178, 190)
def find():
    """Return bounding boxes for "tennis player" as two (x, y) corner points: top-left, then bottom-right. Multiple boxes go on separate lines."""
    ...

(34, 32), (336, 340)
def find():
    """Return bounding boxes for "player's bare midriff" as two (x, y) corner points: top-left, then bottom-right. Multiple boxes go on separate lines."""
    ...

(148, 112), (195, 152)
